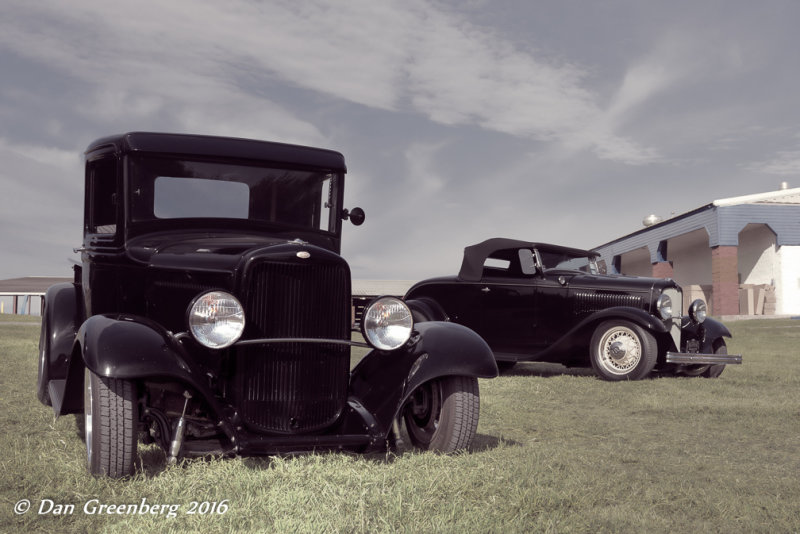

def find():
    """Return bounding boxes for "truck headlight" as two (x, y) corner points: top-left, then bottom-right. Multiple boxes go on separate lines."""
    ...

(689, 299), (707, 324)
(361, 296), (413, 351)
(656, 293), (673, 320)
(187, 290), (245, 349)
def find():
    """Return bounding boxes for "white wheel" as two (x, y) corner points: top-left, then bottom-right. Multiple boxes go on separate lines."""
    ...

(590, 320), (657, 381)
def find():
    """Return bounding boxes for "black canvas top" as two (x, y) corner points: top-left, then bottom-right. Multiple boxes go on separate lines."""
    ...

(458, 238), (598, 281)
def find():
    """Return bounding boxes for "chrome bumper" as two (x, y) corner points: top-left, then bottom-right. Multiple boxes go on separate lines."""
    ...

(666, 352), (743, 365)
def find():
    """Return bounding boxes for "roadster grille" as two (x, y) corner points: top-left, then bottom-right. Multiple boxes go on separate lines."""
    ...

(574, 291), (644, 313)
(236, 260), (350, 434)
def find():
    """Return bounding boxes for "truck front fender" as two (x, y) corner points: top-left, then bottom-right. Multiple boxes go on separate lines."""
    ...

(78, 314), (198, 382)
(57, 314), (218, 416)
(346, 321), (496, 440)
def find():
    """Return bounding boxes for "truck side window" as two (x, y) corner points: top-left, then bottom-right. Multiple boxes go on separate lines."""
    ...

(87, 157), (118, 234)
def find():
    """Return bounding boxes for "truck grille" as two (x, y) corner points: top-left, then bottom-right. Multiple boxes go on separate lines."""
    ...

(236, 260), (350, 434)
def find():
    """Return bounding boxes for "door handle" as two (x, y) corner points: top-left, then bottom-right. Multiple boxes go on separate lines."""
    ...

(481, 287), (491, 293)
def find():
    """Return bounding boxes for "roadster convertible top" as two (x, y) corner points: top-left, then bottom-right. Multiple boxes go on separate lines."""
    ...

(458, 238), (600, 282)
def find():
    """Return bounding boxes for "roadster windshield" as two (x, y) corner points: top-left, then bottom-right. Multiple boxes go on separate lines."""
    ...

(537, 249), (599, 274)
(128, 155), (338, 233)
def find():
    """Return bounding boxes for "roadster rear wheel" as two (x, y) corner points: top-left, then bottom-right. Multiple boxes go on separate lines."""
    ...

(402, 376), (480, 452)
(84, 368), (138, 477)
(590, 320), (657, 381)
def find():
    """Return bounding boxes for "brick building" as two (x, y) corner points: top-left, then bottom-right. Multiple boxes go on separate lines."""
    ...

(593, 186), (800, 316)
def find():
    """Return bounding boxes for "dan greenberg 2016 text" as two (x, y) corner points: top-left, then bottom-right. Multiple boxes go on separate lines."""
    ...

(20, 498), (229, 519)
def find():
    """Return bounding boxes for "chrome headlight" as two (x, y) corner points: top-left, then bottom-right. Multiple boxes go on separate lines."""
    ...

(689, 299), (707, 324)
(656, 293), (673, 320)
(361, 296), (413, 351)
(187, 291), (245, 349)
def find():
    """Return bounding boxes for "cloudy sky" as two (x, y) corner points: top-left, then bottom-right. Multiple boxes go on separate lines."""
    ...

(2, 0), (799, 281)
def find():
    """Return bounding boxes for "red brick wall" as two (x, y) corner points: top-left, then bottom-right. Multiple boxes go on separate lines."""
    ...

(711, 246), (739, 316)
(651, 261), (674, 279)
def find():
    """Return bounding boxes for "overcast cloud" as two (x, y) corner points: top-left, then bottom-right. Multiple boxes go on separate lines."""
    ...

(2, 0), (799, 280)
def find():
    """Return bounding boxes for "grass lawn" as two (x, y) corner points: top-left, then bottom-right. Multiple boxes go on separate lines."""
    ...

(1, 317), (798, 533)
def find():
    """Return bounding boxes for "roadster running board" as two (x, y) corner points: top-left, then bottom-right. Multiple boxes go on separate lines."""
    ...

(665, 352), (743, 365)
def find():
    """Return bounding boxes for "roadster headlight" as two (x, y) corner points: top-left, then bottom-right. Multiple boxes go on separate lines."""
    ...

(689, 299), (707, 324)
(187, 290), (245, 349)
(656, 293), (673, 320)
(361, 296), (413, 351)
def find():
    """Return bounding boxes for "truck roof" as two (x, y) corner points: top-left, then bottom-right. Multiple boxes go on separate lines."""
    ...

(85, 132), (347, 172)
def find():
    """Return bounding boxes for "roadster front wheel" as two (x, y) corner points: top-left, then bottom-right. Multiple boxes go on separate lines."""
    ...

(402, 376), (480, 452)
(84, 368), (138, 477)
(590, 320), (657, 381)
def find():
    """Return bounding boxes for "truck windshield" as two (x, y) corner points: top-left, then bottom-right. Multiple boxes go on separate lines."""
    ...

(128, 156), (338, 233)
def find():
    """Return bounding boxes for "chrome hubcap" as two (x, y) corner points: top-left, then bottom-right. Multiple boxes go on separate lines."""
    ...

(599, 327), (641, 374)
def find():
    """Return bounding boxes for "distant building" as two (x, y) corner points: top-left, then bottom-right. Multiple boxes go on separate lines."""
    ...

(593, 186), (800, 316)
(0, 277), (71, 315)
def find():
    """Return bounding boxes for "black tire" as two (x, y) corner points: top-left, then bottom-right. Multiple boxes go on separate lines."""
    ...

(589, 320), (658, 381)
(36, 314), (52, 406)
(496, 361), (517, 373)
(84, 368), (138, 478)
(402, 376), (480, 452)
(678, 339), (727, 378)
(703, 339), (727, 378)
(410, 307), (431, 323)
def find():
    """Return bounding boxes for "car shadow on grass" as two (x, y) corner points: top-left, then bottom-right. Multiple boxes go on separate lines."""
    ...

(502, 362), (596, 378)
(72, 416), (514, 477)
(233, 432), (516, 471)
(503, 362), (677, 381)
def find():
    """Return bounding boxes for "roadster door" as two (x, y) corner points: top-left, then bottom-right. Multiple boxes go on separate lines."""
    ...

(461, 277), (538, 355)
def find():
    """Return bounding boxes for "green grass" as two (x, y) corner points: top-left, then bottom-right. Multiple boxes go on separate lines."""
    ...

(1, 318), (799, 533)
(0, 314), (40, 323)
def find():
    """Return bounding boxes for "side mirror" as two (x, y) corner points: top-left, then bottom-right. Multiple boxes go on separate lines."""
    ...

(341, 207), (365, 226)
(518, 249), (538, 275)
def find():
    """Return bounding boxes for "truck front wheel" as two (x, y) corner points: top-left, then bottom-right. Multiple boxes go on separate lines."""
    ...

(402, 376), (480, 452)
(84, 368), (138, 477)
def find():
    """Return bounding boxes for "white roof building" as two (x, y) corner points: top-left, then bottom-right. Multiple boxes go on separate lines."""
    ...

(593, 185), (800, 316)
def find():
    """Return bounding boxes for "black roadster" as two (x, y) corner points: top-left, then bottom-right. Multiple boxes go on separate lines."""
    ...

(36, 132), (497, 477)
(404, 238), (742, 380)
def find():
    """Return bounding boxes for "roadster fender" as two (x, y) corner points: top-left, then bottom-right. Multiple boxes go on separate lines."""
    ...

(665, 316), (741, 365)
(347, 321), (497, 441)
(527, 306), (672, 363)
(577, 307), (671, 334)
(679, 316), (732, 352)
